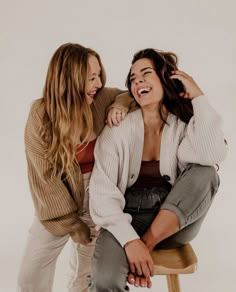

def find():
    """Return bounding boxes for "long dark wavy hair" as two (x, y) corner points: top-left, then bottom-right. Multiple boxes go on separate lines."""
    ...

(126, 48), (193, 124)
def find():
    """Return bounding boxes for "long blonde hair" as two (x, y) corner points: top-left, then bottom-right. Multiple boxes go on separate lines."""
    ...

(40, 43), (106, 191)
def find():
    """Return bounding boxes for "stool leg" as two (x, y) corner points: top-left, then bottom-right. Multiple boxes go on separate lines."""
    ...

(166, 274), (181, 292)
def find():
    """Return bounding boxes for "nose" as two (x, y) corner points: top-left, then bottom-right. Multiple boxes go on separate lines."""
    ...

(95, 77), (102, 88)
(135, 76), (144, 84)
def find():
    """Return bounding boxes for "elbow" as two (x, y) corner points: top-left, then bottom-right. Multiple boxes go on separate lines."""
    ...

(200, 147), (228, 166)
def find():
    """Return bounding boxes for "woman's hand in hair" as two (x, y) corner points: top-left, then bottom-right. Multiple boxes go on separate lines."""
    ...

(170, 70), (204, 99)
(106, 107), (127, 128)
(124, 239), (154, 279)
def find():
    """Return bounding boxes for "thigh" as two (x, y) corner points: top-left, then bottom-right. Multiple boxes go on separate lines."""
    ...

(18, 217), (69, 289)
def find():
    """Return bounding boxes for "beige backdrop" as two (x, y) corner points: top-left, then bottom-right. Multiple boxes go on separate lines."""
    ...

(0, 0), (235, 291)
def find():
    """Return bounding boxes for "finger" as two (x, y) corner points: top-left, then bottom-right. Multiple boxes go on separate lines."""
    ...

(111, 111), (121, 126)
(184, 93), (191, 99)
(129, 263), (136, 274)
(141, 262), (150, 278)
(106, 114), (113, 128)
(140, 277), (148, 288)
(120, 111), (126, 121)
(116, 112), (123, 123)
(147, 259), (154, 277)
(112, 116), (120, 126)
(172, 70), (192, 79)
(170, 74), (185, 82)
(135, 263), (143, 276)
(134, 275), (141, 287)
(147, 277), (152, 289)
(180, 92), (191, 99)
(83, 236), (92, 245)
(127, 273), (135, 285)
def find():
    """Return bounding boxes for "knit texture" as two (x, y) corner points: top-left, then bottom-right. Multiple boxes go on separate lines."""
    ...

(24, 87), (133, 240)
(89, 95), (228, 247)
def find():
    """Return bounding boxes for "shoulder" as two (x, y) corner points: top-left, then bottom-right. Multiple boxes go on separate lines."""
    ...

(113, 109), (142, 134)
(25, 98), (45, 134)
(99, 109), (142, 143)
(28, 98), (45, 120)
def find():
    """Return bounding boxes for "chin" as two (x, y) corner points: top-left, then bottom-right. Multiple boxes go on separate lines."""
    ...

(86, 97), (94, 105)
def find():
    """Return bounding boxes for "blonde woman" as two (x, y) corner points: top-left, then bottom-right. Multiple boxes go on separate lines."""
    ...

(17, 43), (132, 292)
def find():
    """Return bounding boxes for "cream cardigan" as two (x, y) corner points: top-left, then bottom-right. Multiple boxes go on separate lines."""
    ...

(89, 95), (228, 247)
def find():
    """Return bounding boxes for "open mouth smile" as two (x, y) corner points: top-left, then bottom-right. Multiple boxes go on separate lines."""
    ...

(137, 87), (152, 97)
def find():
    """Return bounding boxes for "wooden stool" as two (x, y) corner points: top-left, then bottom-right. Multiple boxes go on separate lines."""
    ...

(151, 243), (198, 292)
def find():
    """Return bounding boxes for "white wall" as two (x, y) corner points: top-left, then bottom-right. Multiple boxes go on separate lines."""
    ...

(0, 0), (235, 291)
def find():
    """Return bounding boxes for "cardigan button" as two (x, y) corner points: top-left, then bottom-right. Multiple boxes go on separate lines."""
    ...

(163, 175), (170, 181)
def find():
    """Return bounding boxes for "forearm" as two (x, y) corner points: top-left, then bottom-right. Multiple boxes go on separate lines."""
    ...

(108, 92), (136, 113)
(141, 210), (180, 251)
(40, 211), (89, 238)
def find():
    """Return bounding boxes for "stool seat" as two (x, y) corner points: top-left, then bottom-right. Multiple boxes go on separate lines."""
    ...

(151, 243), (198, 292)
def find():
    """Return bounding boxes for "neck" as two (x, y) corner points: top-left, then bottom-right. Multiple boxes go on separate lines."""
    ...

(142, 104), (167, 133)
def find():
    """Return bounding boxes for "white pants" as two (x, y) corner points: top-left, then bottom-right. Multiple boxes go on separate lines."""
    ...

(17, 174), (97, 292)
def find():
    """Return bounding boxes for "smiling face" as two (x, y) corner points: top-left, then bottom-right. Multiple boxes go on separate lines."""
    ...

(129, 58), (164, 108)
(85, 55), (102, 104)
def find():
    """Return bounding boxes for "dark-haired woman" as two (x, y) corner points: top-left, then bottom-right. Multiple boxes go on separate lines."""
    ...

(89, 48), (228, 290)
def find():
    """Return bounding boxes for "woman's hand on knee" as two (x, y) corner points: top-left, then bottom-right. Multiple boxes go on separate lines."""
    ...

(124, 239), (154, 278)
(127, 272), (152, 289)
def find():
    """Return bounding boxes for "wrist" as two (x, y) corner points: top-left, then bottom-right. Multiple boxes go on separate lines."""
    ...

(124, 238), (141, 249)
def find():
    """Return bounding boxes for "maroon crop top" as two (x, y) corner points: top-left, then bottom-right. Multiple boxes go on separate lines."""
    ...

(76, 139), (96, 174)
(132, 160), (171, 188)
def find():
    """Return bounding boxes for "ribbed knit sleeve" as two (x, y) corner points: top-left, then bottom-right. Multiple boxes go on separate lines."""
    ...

(24, 101), (89, 239)
(178, 95), (228, 165)
(106, 91), (135, 113)
(89, 122), (140, 247)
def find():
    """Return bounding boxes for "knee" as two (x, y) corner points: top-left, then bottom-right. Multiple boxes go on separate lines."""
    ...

(186, 164), (220, 191)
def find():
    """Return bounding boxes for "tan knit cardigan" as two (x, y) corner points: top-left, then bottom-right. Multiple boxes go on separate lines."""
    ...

(24, 87), (133, 241)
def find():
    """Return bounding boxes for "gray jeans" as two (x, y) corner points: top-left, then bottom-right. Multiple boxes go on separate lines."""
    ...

(90, 164), (220, 291)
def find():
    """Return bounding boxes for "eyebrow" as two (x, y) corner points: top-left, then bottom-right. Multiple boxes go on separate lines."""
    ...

(130, 66), (154, 78)
(88, 71), (101, 77)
